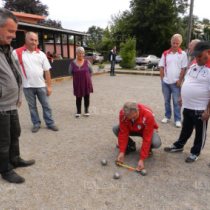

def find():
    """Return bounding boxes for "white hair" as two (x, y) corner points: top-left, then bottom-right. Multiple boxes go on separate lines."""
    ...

(171, 34), (183, 44)
(76, 47), (85, 54)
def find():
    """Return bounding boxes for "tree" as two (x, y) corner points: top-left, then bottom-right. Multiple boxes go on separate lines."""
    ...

(119, 38), (136, 69)
(110, 11), (133, 48)
(97, 27), (114, 60)
(39, 19), (62, 29)
(110, 0), (189, 56)
(86, 26), (104, 51)
(3, 0), (49, 16)
(3, 0), (63, 28)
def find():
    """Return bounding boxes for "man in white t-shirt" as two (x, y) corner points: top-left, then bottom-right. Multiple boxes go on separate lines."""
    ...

(159, 34), (188, 127)
(13, 32), (58, 133)
(164, 41), (210, 163)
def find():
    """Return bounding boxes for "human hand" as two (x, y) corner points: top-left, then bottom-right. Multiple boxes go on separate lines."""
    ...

(136, 159), (144, 171)
(176, 80), (182, 87)
(201, 110), (210, 121)
(47, 86), (52, 96)
(117, 152), (125, 163)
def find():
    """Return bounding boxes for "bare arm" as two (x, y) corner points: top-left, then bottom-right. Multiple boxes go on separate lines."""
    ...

(44, 70), (52, 96)
(159, 67), (164, 80)
(176, 68), (186, 87)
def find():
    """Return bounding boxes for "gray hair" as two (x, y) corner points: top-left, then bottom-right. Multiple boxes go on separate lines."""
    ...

(76, 46), (85, 54)
(25, 31), (38, 40)
(171, 33), (183, 44)
(123, 102), (138, 115)
(0, 8), (17, 27)
(190, 39), (200, 46)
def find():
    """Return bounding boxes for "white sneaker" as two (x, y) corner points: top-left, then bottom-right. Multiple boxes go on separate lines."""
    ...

(175, 121), (182, 128)
(75, 113), (81, 118)
(84, 112), (90, 117)
(161, 117), (169, 124)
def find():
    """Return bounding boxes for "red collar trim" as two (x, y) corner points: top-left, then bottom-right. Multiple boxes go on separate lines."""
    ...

(205, 59), (210, 68)
(167, 48), (182, 54)
(22, 45), (40, 53)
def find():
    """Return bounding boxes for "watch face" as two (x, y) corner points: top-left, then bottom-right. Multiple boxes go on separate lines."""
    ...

(137, 125), (141, 130)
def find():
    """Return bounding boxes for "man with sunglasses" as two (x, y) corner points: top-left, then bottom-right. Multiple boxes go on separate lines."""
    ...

(164, 41), (210, 163)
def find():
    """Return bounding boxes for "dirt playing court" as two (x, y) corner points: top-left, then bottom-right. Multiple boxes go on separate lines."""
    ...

(0, 74), (209, 210)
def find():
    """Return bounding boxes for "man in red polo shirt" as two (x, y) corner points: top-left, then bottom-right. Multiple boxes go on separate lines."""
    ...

(113, 102), (161, 170)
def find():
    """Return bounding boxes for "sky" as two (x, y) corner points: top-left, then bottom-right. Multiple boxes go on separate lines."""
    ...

(0, 0), (210, 32)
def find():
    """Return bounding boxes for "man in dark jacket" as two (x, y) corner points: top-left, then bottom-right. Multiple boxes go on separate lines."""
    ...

(0, 8), (35, 184)
(109, 46), (117, 76)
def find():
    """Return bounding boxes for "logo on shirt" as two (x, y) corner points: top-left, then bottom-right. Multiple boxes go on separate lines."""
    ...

(137, 125), (141, 130)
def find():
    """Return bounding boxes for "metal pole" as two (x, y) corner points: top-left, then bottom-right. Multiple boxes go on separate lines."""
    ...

(187, 0), (194, 47)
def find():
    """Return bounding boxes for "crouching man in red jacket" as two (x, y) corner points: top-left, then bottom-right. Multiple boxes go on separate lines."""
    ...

(113, 102), (161, 171)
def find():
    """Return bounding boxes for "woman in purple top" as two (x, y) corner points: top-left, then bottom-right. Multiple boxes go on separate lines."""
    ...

(69, 47), (93, 118)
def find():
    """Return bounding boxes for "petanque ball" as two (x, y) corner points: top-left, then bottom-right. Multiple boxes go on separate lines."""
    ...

(101, 159), (108, 166)
(113, 172), (121, 179)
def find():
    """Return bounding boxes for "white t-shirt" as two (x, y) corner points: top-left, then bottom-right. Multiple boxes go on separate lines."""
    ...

(181, 63), (210, 110)
(12, 49), (51, 88)
(159, 49), (188, 84)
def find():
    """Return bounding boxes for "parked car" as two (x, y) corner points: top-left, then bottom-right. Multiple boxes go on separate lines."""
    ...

(115, 55), (122, 63)
(136, 55), (160, 68)
(85, 52), (104, 64)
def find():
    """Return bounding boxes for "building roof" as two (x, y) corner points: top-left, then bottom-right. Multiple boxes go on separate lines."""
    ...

(18, 21), (87, 36)
(13, 11), (45, 24)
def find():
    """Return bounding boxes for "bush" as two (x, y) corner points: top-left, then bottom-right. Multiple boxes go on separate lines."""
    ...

(119, 38), (136, 69)
(98, 63), (105, 69)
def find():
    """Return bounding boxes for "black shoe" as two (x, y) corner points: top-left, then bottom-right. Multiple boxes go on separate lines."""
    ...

(12, 158), (35, 168)
(48, 125), (59, 131)
(31, 125), (40, 133)
(164, 144), (184, 153)
(1, 170), (25, 184)
(126, 138), (136, 154)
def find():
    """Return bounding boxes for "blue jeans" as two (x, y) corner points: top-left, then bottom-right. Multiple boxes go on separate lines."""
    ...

(161, 80), (181, 122)
(23, 87), (55, 128)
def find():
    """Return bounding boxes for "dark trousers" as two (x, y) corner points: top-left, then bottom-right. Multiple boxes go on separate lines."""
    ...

(76, 95), (90, 114)
(110, 61), (116, 75)
(174, 108), (208, 156)
(0, 110), (21, 173)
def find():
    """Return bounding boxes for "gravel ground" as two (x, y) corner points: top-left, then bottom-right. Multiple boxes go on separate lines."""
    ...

(0, 74), (210, 210)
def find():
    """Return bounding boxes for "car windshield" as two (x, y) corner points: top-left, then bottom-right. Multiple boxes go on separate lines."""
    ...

(141, 55), (148, 58)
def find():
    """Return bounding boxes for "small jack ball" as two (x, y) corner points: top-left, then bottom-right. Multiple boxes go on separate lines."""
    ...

(140, 169), (147, 176)
(113, 172), (121, 179)
(101, 159), (108, 166)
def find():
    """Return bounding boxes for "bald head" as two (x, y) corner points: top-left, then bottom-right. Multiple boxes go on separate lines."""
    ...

(25, 31), (39, 51)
